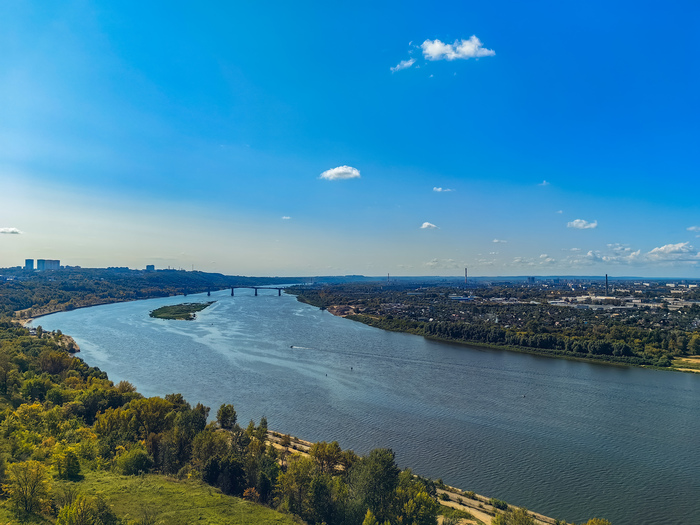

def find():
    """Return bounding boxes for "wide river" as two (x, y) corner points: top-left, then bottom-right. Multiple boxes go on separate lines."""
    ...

(32, 290), (700, 524)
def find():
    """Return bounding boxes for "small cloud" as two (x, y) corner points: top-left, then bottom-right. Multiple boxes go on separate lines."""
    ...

(567, 219), (598, 230)
(687, 226), (700, 232)
(556, 210), (563, 214)
(0, 227), (22, 234)
(492, 239), (507, 243)
(390, 58), (416, 73)
(319, 166), (361, 180)
(433, 187), (454, 192)
(420, 222), (438, 229)
(422, 36), (495, 61)
(539, 180), (550, 186)
(425, 258), (462, 269)
(281, 216), (291, 220)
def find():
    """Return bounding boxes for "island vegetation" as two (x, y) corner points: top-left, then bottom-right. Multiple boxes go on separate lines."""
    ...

(0, 270), (612, 524)
(149, 302), (215, 320)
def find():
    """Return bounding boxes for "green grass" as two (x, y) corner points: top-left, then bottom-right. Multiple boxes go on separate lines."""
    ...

(0, 470), (300, 525)
(149, 302), (214, 320)
(80, 471), (299, 524)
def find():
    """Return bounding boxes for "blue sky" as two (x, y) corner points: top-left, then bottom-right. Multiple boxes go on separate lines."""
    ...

(1, 1), (699, 277)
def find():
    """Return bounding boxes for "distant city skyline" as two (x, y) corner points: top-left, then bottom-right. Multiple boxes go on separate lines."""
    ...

(1, 2), (699, 277)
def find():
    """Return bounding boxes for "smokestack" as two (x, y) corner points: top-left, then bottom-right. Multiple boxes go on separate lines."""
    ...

(465, 267), (468, 288)
(605, 274), (609, 296)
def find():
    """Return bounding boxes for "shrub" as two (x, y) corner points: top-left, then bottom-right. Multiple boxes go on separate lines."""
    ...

(114, 446), (152, 475)
(489, 498), (509, 510)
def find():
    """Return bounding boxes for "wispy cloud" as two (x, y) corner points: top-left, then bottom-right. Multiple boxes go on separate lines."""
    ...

(319, 166), (361, 180)
(567, 219), (598, 230)
(420, 222), (438, 229)
(0, 227), (22, 234)
(390, 58), (416, 73)
(687, 226), (700, 232)
(556, 210), (563, 214)
(425, 258), (462, 269)
(433, 187), (454, 192)
(492, 239), (507, 243)
(281, 216), (291, 220)
(539, 180), (550, 186)
(422, 36), (495, 61)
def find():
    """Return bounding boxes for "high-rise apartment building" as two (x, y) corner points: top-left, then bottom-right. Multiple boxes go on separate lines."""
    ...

(25, 259), (34, 271)
(36, 259), (60, 271)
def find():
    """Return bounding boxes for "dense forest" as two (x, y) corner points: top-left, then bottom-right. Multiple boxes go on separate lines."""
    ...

(288, 284), (700, 369)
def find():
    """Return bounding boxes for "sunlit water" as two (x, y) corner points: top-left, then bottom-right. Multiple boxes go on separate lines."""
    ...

(33, 290), (700, 524)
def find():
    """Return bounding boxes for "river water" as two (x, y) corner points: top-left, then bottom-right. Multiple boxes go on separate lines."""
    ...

(33, 290), (700, 524)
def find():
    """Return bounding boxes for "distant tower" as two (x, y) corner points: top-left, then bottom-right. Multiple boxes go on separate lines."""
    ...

(605, 274), (609, 296)
(387, 273), (390, 284)
(25, 259), (34, 271)
(465, 267), (468, 288)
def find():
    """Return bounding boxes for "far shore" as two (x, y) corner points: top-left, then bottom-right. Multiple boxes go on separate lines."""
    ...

(322, 303), (698, 375)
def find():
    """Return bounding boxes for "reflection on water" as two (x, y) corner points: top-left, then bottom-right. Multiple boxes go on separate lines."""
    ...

(34, 289), (700, 525)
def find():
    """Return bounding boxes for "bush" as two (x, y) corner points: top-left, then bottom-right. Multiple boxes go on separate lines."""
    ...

(114, 446), (152, 475)
(489, 498), (509, 510)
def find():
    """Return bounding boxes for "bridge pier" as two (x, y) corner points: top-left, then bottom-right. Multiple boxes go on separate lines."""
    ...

(278, 289), (281, 296)
(231, 287), (234, 296)
(255, 288), (258, 296)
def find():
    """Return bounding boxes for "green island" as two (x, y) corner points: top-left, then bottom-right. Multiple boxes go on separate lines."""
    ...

(149, 301), (215, 320)
(0, 268), (612, 524)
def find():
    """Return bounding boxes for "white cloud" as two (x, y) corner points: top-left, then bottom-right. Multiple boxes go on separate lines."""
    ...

(0, 227), (22, 234)
(281, 216), (291, 220)
(420, 222), (438, 229)
(319, 166), (361, 180)
(567, 219), (598, 230)
(390, 58), (416, 73)
(539, 180), (550, 186)
(492, 239), (507, 243)
(647, 242), (699, 262)
(433, 187), (454, 192)
(425, 258), (461, 269)
(421, 36), (495, 61)
(556, 210), (563, 214)
(687, 226), (700, 232)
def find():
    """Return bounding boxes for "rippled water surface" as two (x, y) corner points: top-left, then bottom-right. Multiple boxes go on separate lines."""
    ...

(34, 290), (700, 524)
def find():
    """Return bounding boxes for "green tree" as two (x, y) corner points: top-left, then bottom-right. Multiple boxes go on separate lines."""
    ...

(2, 460), (50, 514)
(217, 403), (237, 429)
(349, 448), (400, 524)
(56, 448), (82, 480)
(310, 440), (342, 474)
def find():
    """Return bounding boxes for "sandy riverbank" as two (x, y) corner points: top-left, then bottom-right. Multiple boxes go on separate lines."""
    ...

(266, 431), (564, 525)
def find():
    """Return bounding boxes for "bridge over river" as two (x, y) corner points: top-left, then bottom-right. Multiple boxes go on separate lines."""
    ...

(210, 286), (285, 296)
